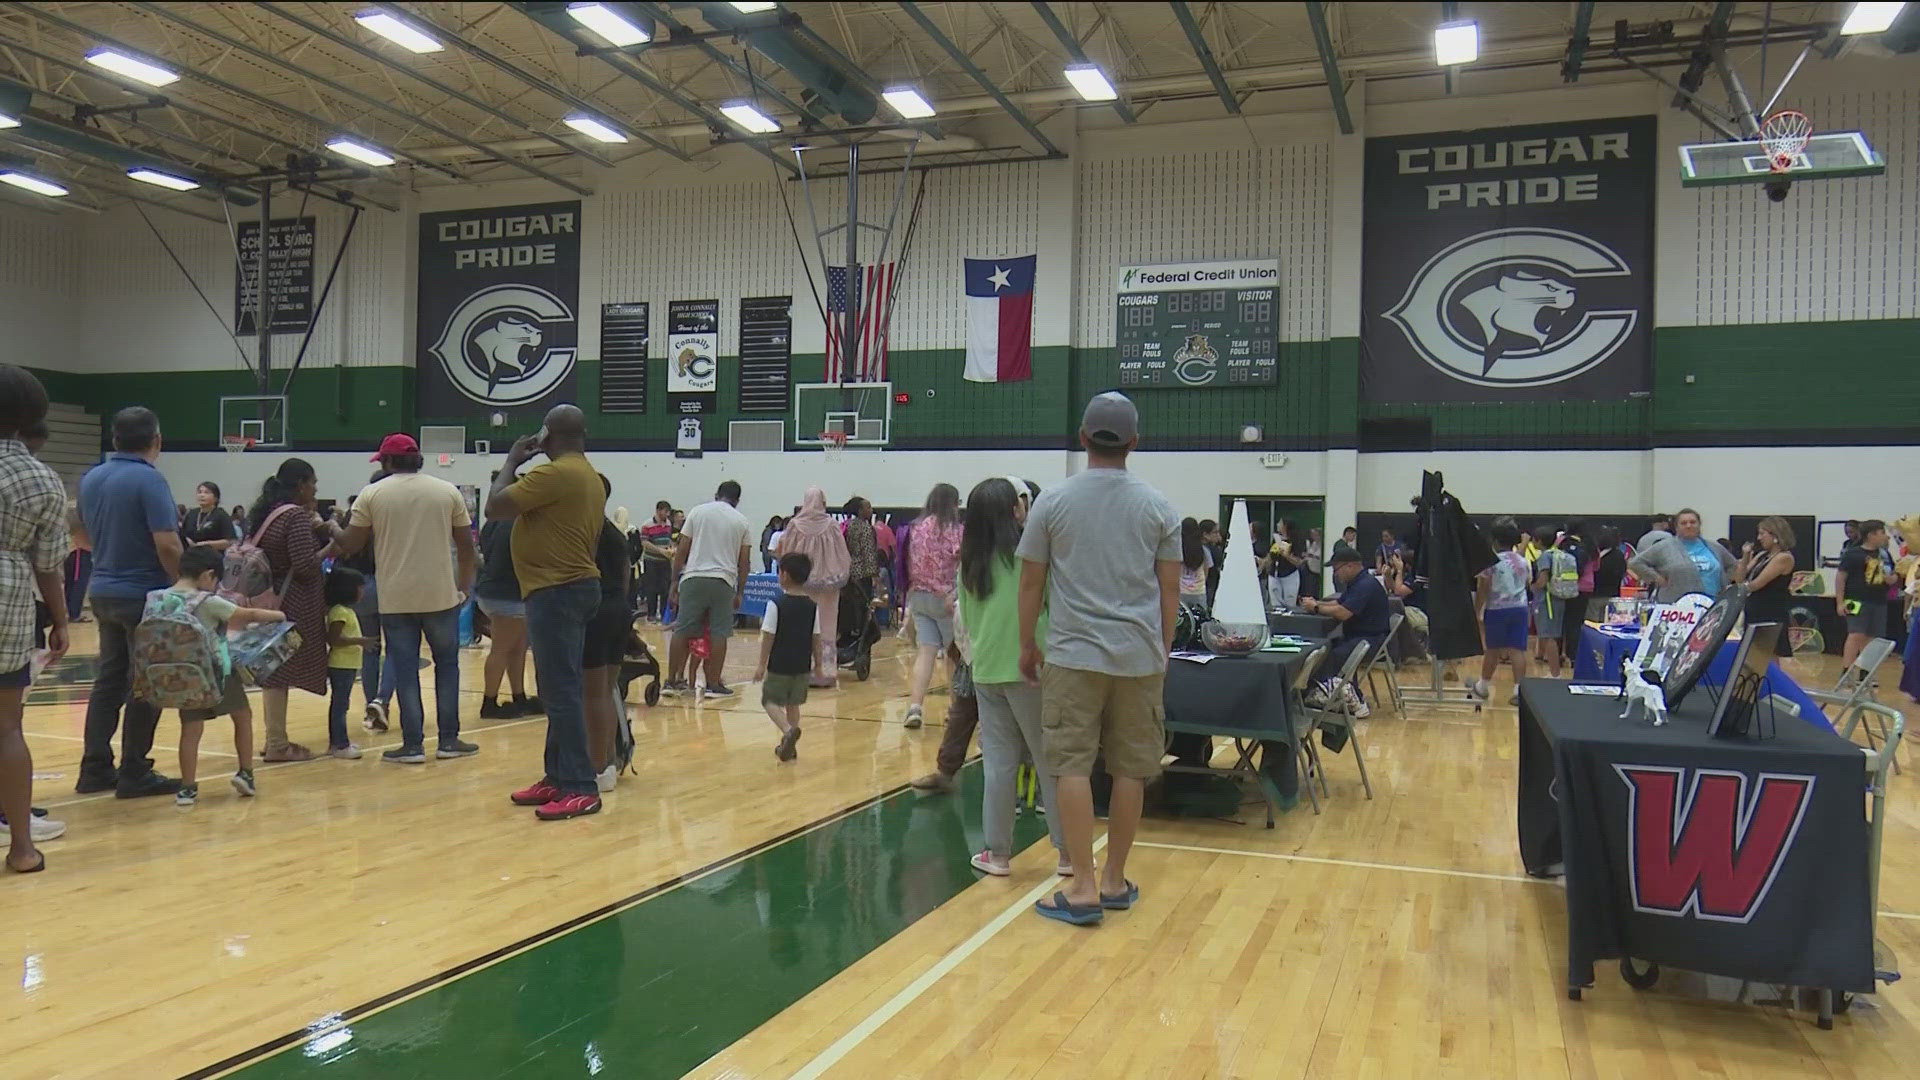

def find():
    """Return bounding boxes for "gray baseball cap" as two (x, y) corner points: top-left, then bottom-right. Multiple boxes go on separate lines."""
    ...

(1080, 391), (1138, 449)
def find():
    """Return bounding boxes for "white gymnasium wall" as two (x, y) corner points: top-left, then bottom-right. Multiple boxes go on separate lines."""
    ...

(0, 210), (80, 364)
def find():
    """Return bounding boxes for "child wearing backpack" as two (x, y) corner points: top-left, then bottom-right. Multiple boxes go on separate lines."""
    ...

(1530, 525), (1577, 679)
(151, 547), (286, 807)
(324, 568), (376, 760)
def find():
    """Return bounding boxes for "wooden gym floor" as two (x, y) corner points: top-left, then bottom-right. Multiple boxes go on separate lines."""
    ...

(6, 622), (1917, 1079)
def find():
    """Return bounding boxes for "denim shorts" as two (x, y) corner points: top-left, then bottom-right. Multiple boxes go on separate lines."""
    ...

(908, 590), (954, 650)
(477, 595), (526, 620)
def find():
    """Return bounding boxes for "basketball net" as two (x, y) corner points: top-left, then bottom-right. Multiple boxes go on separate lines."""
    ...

(222, 435), (254, 455)
(819, 431), (847, 463)
(1759, 109), (1812, 173)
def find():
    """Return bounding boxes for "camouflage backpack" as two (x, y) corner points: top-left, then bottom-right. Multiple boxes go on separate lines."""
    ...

(132, 588), (223, 710)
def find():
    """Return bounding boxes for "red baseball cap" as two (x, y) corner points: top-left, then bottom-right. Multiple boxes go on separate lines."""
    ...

(371, 433), (419, 461)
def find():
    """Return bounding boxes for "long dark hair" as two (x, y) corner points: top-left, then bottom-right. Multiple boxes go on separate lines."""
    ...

(250, 458), (316, 533)
(959, 478), (1019, 600)
(924, 482), (960, 527)
(1181, 517), (1204, 570)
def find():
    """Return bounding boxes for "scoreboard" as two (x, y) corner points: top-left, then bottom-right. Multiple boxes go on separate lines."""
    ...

(1111, 258), (1280, 388)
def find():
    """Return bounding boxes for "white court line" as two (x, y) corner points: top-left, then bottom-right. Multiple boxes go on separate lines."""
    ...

(25, 729), (238, 757)
(1140, 840), (1920, 922)
(789, 834), (1110, 1080)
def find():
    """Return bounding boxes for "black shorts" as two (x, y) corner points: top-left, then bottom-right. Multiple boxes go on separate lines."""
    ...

(0, 663), (29, 689)
(583, 606), (630, 668)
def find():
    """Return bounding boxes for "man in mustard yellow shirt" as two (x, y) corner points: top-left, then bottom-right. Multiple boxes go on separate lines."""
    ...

(485, 404), (606, 821)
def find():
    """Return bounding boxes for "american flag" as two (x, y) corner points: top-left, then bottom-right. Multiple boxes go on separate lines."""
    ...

(825, 262), (895, 382)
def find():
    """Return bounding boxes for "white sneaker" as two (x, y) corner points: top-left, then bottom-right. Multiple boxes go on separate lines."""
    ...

(330, 744), (364, 760)
(1350, 698), (1372, 719)
(30, 815), (66, 842)
(596, 764), (617, 793)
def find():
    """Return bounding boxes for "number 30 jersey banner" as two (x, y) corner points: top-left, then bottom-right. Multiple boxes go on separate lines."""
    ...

(417, 200), (581, 415)
(1360, 116), (1655, 404)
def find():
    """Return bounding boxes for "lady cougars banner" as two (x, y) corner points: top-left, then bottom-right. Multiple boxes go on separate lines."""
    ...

(1360, 116), (1655, 404)
(416, 200), (581, 415)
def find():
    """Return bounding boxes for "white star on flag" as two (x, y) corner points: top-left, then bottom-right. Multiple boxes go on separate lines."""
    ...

(987, 265), (1011, 291)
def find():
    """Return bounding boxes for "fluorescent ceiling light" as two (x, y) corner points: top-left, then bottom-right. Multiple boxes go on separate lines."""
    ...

(127, 167), (200, 191)
(0, 113), (19, 129)
(1062, 64), (1117, 102)
(566, 3), (650, 46)
(881, 86), (936, 119)
(564, 113), (628, 143)
(719, 101), (780, 133)
(1841, 1), (1906, 34)
(86, 47), (180, 87)
(0, 171), (69, 197)
(327, 136), (396, 166)
(729, 2), (779, 11)
(1434, 21), (1479, 66)
(355, 11), (443, 53)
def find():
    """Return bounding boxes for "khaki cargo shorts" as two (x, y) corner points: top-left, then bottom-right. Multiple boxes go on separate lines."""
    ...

(1039, 663), (1166, 780)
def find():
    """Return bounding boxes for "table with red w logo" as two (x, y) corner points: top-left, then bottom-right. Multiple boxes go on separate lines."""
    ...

(1517, 679), (1874, 999)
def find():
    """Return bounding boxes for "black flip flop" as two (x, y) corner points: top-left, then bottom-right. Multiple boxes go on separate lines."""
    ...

(1034, 891), (1103, 926)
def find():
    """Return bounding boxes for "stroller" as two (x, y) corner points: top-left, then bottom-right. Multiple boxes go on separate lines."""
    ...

(617, 614), (663, 707)
(837, 579), (883, 681)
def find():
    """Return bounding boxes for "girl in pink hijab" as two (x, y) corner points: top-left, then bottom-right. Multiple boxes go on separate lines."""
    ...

(776, 487), (851, 686)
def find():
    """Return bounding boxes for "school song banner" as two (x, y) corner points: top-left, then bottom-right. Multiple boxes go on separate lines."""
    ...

(1360, 116), (1656, 404)
(416, 200), (581, 414)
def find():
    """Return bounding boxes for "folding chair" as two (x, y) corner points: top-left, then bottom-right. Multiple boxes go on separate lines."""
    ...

(1366, 612), (1408, 719)
(1284, 645), (1329, 815)
(1302, 641), (1375, 800)
(1808, 638), (1898, 772)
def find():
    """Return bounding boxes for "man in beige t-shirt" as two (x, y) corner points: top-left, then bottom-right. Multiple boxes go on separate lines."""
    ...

(332, 433), (478, 764)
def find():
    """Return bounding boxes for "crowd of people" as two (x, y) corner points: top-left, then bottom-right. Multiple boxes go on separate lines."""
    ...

(4, 360), (1917, 930)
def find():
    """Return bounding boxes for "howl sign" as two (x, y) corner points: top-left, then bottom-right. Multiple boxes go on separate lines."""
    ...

(1360, 116), (1655, 403)
(416, 201), (580, 414)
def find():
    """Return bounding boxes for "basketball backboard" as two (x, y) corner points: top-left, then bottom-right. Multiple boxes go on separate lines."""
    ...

(1678, 130), (1885, 187)
(792, 382), (891, 447)
(218, 395), (288, 449)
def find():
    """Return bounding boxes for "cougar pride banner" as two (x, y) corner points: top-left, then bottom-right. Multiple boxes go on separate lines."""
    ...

(416, 200), (581, 414)
(1360, 116), (1656, 403)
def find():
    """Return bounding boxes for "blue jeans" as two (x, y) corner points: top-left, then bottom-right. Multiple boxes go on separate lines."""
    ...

(356, 578), (396, 707)
(525, 579), (600, 796)
(380, 605), (463, 750)
(327, 668), (356, 750)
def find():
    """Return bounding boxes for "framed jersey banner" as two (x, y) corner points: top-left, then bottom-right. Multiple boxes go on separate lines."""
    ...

(416, 201), (581, 415)
(1360, 116), (1655, 404)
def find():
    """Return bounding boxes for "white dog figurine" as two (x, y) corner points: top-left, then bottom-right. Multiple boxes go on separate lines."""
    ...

(1620, 663), (1669, 726)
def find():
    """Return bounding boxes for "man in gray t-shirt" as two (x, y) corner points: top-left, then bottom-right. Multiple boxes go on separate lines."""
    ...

(1017, 391), (1181, 926)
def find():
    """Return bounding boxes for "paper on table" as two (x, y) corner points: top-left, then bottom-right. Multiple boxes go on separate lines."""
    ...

(1170, 651), (1219, 664)
(1568, 684), (1623, 697)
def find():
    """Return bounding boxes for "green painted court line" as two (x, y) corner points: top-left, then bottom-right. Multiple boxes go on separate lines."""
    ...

(201, 763), (1043, 1080)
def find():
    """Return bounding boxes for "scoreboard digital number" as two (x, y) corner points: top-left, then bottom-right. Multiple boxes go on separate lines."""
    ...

(1112, 258), (1281, 388)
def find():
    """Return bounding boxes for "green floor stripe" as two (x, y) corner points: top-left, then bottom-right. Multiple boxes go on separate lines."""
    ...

(211, 763), (1043, 1080)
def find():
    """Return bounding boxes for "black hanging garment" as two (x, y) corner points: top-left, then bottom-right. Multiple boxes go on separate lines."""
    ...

(1412, 470), (1496, 661)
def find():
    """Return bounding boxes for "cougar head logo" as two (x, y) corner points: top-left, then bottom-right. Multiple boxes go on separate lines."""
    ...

(1383, 227), (1638, 388)
(1172, 334), (1218, 386)
(473, 317), (543, 375)
(428, 284), (576, 407)
(674, 344), (715, 383)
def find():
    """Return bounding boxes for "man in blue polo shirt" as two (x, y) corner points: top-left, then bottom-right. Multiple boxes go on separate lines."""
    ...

(1299, 547), (1391, 718)
(76, 406), (183, 796)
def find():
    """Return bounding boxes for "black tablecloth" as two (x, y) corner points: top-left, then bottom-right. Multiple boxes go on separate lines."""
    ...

(1268, 612), (1339, 638)
(1517, 680), (1873, 993)
(1165, 645), (1319, 799)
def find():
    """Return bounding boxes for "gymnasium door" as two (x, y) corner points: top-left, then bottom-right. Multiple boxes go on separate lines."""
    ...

(1221, 496), (1325, 546)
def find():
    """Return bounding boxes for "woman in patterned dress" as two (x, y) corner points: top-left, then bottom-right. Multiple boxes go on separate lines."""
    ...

(248, 459), (332, 762)
(0, 366), (71, 873)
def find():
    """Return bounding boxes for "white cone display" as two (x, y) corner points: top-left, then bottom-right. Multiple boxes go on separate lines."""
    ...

(1213, 499), (1266, 623)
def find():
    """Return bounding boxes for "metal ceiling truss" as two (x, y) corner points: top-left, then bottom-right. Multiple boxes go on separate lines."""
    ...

(1169, 2), (1240, 116)
(1029, 2), (1134, 122)
(896, 2), (1062, 157)
(1301, 2), (1352, 134)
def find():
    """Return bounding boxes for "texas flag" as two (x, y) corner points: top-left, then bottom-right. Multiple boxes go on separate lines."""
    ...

(963, 255), (1035, 383)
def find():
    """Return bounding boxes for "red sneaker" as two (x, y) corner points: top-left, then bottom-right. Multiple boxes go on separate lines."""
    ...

(510, 781), (561, 806)
(535, 792), (603, 821)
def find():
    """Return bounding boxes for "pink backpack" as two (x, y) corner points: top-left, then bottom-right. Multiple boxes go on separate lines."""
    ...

(220, 503), (300, 609)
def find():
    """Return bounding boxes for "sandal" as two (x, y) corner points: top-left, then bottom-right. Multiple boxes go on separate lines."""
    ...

(1100, 880), (1140, 910)
(969, 850), (1011, 877)
(262, 743), (315, 763)
(1034, 891), (1103, 926)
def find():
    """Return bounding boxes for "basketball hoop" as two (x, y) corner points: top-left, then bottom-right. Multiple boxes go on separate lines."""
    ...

(221, 435), (254, 456)
(1759, 110), (1812, 173)
(818, 431), (848, 463)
